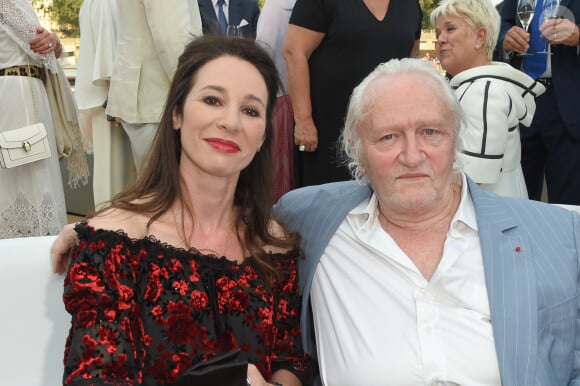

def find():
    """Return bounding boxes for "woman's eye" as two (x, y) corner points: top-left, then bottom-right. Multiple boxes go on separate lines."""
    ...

(203, 96), (220, 105)
(243, 107), (260, 117)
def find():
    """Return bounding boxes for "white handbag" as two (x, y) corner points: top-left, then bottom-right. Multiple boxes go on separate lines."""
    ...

(0, 122), (51, 168)
(0, 60), (52, 169)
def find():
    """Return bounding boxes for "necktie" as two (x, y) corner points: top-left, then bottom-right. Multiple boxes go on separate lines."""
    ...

(218, 0), (228, 35)
(523, 0), (547, 79)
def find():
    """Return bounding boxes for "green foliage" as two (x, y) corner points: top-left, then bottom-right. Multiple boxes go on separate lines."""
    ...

(420, 0), (440, 29)
(32, 0), (82, 37)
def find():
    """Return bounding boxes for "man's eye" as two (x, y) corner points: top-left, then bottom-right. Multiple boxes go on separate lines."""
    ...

(425, 128), (436, 136)
(383, 134), (394, 140)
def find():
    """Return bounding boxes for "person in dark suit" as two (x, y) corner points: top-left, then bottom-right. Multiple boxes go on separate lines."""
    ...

(197, 0), (260, 38)
(498, 0), (580, 204)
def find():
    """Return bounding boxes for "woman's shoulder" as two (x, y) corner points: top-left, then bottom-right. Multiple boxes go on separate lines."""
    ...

(452, 62), (536, 88)
(85, 207), (150, 239)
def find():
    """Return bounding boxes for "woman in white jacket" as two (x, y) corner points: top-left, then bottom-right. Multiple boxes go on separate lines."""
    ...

(432, 0), (545, 198)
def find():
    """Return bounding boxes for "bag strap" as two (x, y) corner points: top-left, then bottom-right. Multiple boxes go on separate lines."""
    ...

(25, 56), (40, 124)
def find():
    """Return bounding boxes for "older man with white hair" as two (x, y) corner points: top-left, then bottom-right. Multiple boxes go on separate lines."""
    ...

(274, 58), (580, 385)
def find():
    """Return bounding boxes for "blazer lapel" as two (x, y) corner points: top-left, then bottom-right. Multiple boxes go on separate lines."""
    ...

(469, 180), (538, 386)
(228, 0), (243, 26)
(299, 183), (372, 297)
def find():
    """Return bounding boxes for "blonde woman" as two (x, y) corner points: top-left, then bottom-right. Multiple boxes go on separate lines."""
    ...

(432, 0), (545, 198)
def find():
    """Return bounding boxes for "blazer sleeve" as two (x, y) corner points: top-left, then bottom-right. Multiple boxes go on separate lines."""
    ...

(142, 0), (203, 79)
(89, 0), (116, 86)
(572, 213), (580, 384)
(456, 80), (512, 184)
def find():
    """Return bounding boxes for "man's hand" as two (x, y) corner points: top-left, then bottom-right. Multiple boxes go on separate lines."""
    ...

(540, 18), (580, 46)
(50, 223), (79, 275)
(503, 26), (531, 53)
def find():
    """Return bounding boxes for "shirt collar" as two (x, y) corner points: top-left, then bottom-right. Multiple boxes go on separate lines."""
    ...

(348, 172), (478, 234)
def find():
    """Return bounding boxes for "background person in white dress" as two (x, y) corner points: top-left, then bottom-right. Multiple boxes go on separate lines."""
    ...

(0, 0), (86, 238)
(76, 0), (135, 209)
(432, 0), (544, 198)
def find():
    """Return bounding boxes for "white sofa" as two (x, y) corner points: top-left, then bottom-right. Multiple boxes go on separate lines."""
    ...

(555, 204), (580, 214)
(0, 236), (70, 386)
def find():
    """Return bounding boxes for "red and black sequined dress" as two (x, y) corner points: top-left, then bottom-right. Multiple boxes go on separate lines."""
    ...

(62, 222), (315, 385)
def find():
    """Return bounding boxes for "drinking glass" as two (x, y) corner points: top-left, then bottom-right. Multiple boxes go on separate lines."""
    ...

(226, 25), (241, 37)
(517, 0), (536, 55)
(537, 0), (560, 54)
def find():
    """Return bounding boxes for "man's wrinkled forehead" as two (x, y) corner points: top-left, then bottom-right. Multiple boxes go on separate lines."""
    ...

(362, 73), (454, 126)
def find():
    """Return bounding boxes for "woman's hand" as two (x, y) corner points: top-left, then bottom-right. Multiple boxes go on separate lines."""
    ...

(247, 364), (270, 386)
(29, 27), (61, 56)
(247, 365), (301, 386)
(50, 223), (79, 275)
(294, 117), (318, 153)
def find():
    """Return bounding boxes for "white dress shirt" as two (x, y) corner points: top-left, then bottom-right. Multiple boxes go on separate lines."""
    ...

(311, 174), (503, 385)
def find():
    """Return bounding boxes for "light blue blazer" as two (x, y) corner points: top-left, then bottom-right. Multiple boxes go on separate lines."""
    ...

(273, 178), (580, 385)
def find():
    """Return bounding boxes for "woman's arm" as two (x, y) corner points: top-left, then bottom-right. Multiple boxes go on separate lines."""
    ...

(283, 24), (324, 153)
(63, 224), (142, 385)
(51, 223), (79, 275)
(266, 250), (316, 385)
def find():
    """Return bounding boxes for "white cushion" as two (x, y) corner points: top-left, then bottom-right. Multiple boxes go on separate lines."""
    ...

(554, 204), (580, 214)
(0, 236), (69, 386)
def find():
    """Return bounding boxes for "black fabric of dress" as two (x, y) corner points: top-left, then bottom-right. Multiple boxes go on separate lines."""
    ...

(62, 222), (315, 385)
(290, 0), (423, 186)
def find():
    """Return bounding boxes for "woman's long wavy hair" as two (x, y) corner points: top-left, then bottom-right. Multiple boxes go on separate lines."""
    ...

(98, 35), (296, 278)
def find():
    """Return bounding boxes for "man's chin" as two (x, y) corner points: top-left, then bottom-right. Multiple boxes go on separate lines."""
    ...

(385, 191), (437, 212)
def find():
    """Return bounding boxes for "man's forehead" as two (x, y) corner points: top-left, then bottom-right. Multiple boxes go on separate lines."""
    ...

(367, 72), (442, 100)
(364, 74), (452, 123)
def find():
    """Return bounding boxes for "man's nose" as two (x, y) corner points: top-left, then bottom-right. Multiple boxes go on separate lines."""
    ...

(399, 137), (424, 166)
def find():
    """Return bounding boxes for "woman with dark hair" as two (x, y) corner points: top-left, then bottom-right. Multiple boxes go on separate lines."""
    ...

(55, 35), (314, 386)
